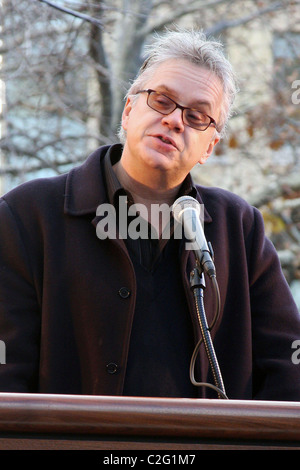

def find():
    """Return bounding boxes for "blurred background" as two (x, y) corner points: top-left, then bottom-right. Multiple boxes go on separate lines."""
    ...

(0, 0), (300, 307)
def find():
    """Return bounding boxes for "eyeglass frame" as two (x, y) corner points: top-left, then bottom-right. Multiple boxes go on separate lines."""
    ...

(135, 89), (220, 132)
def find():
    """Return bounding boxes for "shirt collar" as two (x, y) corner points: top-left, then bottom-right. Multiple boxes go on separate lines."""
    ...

(103, 145), (198, 205)
(64, 143), (212, 223)
(103, 144), (127, 206)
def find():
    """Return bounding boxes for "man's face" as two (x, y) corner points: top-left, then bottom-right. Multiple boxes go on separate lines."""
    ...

(121, 58), (223, 187)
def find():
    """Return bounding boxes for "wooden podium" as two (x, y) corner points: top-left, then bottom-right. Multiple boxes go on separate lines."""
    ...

(0, 392), (300, 450)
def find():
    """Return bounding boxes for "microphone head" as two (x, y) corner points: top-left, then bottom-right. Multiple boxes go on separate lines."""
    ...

(172, 196), (216, 278)
(172, 196), (200, 223)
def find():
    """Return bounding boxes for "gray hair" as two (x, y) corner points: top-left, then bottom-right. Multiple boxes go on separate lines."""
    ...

(118, 28), (239, 143)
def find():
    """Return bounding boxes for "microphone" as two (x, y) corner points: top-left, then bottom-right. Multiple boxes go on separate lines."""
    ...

(172, 196), (216, 278)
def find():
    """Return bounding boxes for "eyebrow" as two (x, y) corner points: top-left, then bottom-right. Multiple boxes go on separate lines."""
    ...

(155, 85), (213, 111)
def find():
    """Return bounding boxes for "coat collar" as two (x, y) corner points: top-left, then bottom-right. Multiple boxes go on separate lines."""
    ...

(63, 144), (212, 223)
(64, 145), (112, 216)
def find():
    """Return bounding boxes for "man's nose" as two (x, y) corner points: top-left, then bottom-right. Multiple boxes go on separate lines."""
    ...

(161, 108), (185, 132)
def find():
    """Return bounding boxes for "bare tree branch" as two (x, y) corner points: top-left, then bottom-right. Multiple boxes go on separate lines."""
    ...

(138, 0), (226, 37)
(37, 0), (104, 28)
(206, 1), (289, 36)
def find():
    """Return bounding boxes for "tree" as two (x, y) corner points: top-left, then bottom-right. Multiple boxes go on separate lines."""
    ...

(1, 0), (300, 302)
(1, 0), (298, 179)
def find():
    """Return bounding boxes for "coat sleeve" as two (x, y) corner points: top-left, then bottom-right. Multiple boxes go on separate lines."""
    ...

(0, 198), (40, 392)
(249, 206), (300, 400)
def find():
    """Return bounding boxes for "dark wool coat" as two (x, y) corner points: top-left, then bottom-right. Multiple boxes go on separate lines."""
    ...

(0, 144), (300, 400)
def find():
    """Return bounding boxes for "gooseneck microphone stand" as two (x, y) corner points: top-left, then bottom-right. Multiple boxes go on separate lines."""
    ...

(189, 263), (228, 399)
(171, 195), (227, 399)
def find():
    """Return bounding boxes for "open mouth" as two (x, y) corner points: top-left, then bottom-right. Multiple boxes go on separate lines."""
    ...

(155, 135), (177, 148)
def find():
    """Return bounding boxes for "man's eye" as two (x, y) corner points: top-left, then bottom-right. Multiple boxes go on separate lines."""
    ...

(186, 111), (206, 123)
(154, 96), (170, 106)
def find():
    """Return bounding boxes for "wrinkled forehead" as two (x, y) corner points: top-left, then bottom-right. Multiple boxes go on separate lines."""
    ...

(142, 58), (224, 114)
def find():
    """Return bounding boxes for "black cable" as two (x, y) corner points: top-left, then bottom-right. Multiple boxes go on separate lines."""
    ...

(189, 270), (228, 399)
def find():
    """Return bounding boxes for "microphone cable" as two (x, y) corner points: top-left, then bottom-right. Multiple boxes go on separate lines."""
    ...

(172, 195), (227, 399)
(189, 269), (228, 400)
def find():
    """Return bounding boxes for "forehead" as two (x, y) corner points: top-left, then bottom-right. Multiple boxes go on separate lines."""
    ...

(144, 59), (223, 112)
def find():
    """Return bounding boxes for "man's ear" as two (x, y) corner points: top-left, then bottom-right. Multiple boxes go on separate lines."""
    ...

(198, 134), (220, 164)
(121, 96), (133, 131)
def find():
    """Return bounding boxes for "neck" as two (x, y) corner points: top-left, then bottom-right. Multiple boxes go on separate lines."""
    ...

(113, 161), (181, 237)
(113, 160), (181, 206)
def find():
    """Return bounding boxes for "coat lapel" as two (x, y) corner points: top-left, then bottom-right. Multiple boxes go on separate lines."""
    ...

(63, 145), (112, 216)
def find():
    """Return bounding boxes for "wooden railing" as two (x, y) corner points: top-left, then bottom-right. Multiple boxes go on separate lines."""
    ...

(0, 392), (300, 449)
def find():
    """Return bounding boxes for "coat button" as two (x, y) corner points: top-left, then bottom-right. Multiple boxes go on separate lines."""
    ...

(118, 287), (131, 298)
(106, 362), (118, 374)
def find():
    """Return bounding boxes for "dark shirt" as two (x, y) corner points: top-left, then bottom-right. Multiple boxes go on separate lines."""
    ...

(103, 145), (196, 270)
(102, 146), (198, 397)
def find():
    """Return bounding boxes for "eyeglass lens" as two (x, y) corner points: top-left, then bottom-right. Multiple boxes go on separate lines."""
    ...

(147, 91), (211, 130)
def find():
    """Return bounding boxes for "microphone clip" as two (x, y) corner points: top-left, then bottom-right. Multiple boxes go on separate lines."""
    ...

(190, 266), (206, 291)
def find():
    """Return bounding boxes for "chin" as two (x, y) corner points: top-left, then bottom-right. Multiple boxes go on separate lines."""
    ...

(143, 146), (175, 167)
(145, 156), (174, 172)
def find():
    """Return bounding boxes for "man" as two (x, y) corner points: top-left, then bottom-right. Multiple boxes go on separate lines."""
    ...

(0, 29), (299, 400)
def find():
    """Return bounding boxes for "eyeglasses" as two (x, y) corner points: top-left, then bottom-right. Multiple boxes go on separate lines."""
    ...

(136, 89), (219, 132)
